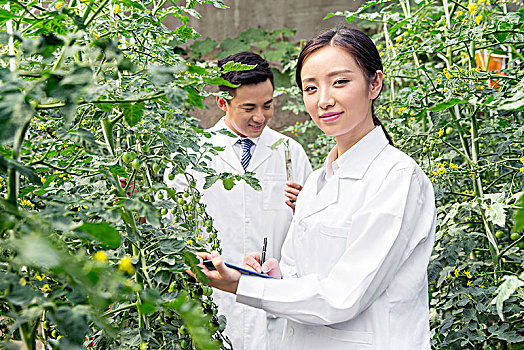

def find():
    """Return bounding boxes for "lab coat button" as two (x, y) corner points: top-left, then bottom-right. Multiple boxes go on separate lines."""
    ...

(245, 218), (250, 223)
(288, 327), (294, 336)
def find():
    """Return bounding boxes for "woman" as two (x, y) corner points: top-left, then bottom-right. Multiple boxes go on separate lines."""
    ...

(195, 27), (436, 349)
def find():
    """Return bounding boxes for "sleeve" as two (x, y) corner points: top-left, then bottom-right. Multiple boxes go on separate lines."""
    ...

(236, 166), (436, 325)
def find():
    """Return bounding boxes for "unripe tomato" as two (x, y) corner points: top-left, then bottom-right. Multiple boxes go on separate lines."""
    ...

(182, 204), (188, 211)
(445, 126), (453, 135)
(51, 329), (59, 338)
(178, 198), (185, 204)
(131, 159), (142, 170)
(203, 286), (213, 296)
(432, 150), (439, 157)
(168, 173), (175, 181)
(205, 220), (213, 227)
(510, 233), (520, 241)
(422, 147), (429, 154)
(140, 144), (150, 153)
(518, 242), (524, 249)
(206, 226), (213, 233)
(158, 192), (164, 200)
(187, 214), (194, 221)
(210, 233), (217, 239)
(184, 191), (189, 198)
(152, 163), (161, 174)
(170, 208), (177, 214)
(495, 231), (505, 239)
(179, 325), (189, 335)
(180, 340), (189, 349)
(122, 151), (136, 164)
(161, 208), (168, 215)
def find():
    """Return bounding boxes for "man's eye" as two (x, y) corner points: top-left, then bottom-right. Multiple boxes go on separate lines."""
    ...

(244, 108), (254, 112)
(263, 105), (272, 110)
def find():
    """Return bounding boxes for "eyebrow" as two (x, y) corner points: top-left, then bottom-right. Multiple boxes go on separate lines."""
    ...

(302, 69), (354, 83)
(240, 99), (273, 107)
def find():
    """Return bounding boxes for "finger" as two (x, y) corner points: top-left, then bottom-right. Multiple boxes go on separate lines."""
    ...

(285, 200), (296, 213)
(243, 253), (262, 273)
(286, 181), (302, 190)
(261, 258), (282, 279)
(284, 192), (298, 201)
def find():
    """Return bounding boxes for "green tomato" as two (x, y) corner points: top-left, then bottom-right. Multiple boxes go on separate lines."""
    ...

(173, 215), (179, 223)
(170, 207), (177, 214)
(187, 214), (194, 221)
(161, 208), (168, 215)
(122, 151), (136, 164)
(152, 163), (161, 174)
(180, 340), (189, 349)
(187, 205), (194, 211)
(432, 150), (439, 157)
(182, 204), (188, 211)
(131, 159), (142, 170)
(179, 325), (189, 336)
(51, 329), (59, 338)
(209, 232), (217, 239)
(168, 173), (175, 181)
(422, 147), (429, 154)
(445, 126), (453, 135)
(158, 192), (164, 200)
(518, 242), (524, 249)
(184, 191), (190, 198)
(178, 198), (185, 204)
(495, 231), (505, 239)
(510, 233), (521, 241)
(140, 144), (150, 153)
(205, 220), (213, 227)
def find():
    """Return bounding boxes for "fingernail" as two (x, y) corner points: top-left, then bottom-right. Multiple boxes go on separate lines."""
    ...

(262, 265), (269, 273)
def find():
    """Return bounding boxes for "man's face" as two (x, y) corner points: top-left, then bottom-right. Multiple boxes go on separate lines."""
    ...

(217, 79), (274, 138)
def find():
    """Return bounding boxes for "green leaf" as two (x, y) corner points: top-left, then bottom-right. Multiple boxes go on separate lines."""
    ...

(270, 138), (285, 150)
(430, 98), (466, 111)
(221, 177), (234, 190)
(182, 250), (209, 284)
(491, 273), (524, 321)
(221, 60), (256, 73)
(123, 199), (160, 227)
(56, 128), (110, 156)
(203, 174), (219, 189)
(101, 118), (116, 157)
(513, 193), (524, 232)
(75, 222), (121, 249)
(122, 102), (145, 127)
(158, 238), (186, 255)
(165, 87), (188, 108)
(0, 155), (43, 186)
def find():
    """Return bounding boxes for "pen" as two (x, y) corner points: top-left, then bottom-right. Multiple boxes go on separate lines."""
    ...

(261, 237), (267, 265)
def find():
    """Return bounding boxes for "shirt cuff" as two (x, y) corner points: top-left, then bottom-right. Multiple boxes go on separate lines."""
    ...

(235, 275), (265, 309)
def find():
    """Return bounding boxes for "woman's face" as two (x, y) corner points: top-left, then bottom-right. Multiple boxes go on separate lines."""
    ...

(300, 46), (382, 150)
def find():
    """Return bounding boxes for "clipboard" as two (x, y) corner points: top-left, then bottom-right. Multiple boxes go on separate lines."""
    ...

(203, 260), (276, 279)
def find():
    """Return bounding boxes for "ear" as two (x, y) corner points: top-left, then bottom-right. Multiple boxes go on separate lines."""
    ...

(216, 96), (228, 112)
(369, 71), (383, 100)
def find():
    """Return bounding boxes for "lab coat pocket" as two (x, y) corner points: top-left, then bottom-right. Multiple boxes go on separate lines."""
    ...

(310, 326), (373, 348)
(262, 173), (287, 211)
(315, 223), (350, 274)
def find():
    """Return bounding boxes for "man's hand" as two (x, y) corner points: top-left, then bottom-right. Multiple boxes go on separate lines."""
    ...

(244, 252), (282, 279)
(284, 181), (303, 213)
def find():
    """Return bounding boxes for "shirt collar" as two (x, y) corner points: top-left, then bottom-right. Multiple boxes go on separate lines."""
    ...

(321, 126), (389, 180)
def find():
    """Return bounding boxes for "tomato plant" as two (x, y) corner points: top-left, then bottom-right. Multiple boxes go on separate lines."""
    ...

(0, 1), (241, 349)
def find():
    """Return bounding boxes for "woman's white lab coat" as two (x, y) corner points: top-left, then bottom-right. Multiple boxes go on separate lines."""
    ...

(165, 117), (312, 350)
(236, 127), (436, 350)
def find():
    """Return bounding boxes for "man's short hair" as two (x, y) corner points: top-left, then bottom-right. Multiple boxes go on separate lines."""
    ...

(217, 51), (274, 99)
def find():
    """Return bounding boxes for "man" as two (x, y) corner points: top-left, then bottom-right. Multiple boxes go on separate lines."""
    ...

(165, 51), (312, 350)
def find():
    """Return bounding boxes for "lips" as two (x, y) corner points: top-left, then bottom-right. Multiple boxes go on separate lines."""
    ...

(249, 124), (264, 130)
(319, 112), (342, 122)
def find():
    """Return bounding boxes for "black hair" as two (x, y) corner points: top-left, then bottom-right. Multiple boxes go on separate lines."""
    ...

(217, 51), (274, 99)
(296, 27), (393, 145)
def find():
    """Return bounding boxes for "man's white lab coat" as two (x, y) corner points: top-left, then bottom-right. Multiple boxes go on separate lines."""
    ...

(165, 117), (312, 350)
(236, 127), (436, 349)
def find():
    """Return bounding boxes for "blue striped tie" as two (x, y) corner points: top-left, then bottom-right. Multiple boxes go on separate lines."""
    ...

(240, 138), (253, 171)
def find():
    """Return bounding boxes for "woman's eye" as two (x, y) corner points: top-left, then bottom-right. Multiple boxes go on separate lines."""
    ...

(334, 79), (349, 86)
(304, 86), (316, 92)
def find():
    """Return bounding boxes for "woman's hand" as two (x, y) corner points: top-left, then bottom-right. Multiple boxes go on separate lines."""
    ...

(191, 251), (241, 294)
(244, 252), (282, 279)
(284, 181), (303, 213)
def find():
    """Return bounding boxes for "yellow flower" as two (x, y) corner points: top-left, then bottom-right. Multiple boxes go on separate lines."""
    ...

(35, 273), (46, 281)
(475, 14), (483, 25)
(40, 177), (46, 184)
(464, 271), (472, 278)
(113, 4), (120, 14)
(82, 205), (89, 210)
(468, 2), (478, 13)
(437, 128), (444, 137)
(456, 10), (464, 17)
(19, 278), (27, 286)
(395, 35), (403, 43)
(118, 256), (135, 274)
(93, 251), (108, 263)
(454, 268), (460, 277)
(519, 156), (524, 165)
(444, 73), (452, 79)
(467, 280), (473, 287)
(295, 121), (300, 125)
(55, 1), (63, 9)
(187, 239), (193, 246)
(42, 284), (51, 293)
(435, 78), (442, 84)
(20, 199), (32, 207)
(94, 32), (100, 39)
(520, 166), (524, 174)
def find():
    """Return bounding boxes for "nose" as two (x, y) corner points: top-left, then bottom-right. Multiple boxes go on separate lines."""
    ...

(318, 89), (334, 110)
(252, 108), (266, 123)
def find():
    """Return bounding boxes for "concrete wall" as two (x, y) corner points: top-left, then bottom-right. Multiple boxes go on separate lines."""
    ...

(165, 0), (366, 130)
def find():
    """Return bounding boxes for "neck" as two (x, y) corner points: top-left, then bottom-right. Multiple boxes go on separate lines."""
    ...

(335, 116), (375, 158)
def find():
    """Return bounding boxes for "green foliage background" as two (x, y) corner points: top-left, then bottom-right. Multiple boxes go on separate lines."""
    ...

(1, 0), (524, 350)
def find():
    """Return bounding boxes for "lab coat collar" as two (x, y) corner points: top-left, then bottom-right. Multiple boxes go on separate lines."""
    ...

(323, 126), (389, 180)
(208, 117), (277, 173)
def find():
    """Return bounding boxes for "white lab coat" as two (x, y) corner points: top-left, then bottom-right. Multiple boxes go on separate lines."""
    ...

(236, 127), (436, 350)
(165, 117), (312, 350)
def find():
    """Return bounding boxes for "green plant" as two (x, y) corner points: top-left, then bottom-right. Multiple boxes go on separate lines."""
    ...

(0, 0), (260, 349)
